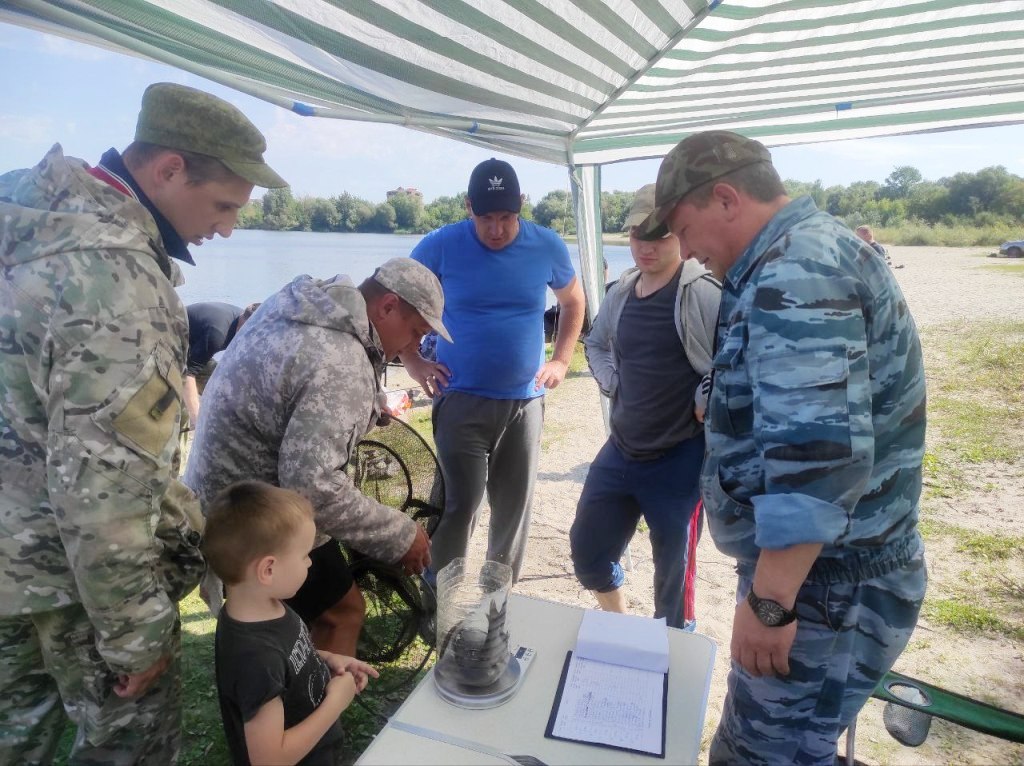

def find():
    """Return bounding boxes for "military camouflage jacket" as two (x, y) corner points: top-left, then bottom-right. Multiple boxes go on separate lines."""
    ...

(183, 275), (418, 563)
(701, 196), (927, 569)
(0, 145), (203, 673)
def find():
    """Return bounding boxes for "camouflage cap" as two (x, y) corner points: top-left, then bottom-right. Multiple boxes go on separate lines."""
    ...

(638, 130), (772, 240)
(622, 183), (658, 231)
(373, 258), (452, 342)
(134, 83), (288, 189)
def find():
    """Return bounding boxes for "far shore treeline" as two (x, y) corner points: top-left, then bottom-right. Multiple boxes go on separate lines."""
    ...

(238, 165), (1024, 248)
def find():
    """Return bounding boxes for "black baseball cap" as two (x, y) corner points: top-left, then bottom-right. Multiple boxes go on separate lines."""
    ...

(467, 158), (522, 215)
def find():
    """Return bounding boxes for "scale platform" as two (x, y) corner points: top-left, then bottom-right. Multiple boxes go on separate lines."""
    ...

(434, 645), (536, 709)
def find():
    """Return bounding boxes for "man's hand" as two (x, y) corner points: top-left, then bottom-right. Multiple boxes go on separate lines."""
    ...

(731, 599), (797, 677)
(402, 353), (451, 398)
(535, 359), (569, 391)
(398, 524), (431, 575)
(114, 654), (171, 698)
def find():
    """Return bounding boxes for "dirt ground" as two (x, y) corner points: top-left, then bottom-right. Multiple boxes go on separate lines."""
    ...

(388, 246), (1024, 765)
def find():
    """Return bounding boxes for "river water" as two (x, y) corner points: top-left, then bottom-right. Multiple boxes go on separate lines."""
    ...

(176, 229), (633, 306)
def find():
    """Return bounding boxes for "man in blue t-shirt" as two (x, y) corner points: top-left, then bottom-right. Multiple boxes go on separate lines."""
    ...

(401, 158), (585, 583)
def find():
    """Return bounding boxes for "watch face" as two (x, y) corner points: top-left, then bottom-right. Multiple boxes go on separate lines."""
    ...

(755, 599), (786, 626)
(748, 590), (795, 627)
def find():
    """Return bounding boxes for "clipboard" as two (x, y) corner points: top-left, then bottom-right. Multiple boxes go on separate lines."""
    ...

(544, 651), (668, 758)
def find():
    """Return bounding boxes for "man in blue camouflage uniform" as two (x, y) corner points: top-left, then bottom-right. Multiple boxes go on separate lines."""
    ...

(639, 131), (927, 765)
(0, 83), (287, 764)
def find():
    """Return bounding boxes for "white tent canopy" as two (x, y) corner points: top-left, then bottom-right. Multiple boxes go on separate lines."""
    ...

(5, 0), (1024, 318)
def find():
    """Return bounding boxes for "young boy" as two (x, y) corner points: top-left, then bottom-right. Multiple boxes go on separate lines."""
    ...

(203, 480), (378, 765)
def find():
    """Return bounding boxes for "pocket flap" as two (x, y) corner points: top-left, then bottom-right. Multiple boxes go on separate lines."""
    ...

(757, 351), (848, 389)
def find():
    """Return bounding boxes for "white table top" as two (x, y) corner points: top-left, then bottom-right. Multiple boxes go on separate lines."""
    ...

(356, 594), (717, 765)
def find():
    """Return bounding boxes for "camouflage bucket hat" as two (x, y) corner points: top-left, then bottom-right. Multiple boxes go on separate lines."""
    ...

(622, 183), (657, 231)
(373, 258), (453, 342)
(638, 130), (772, 240)
(135, 83), (288, 189)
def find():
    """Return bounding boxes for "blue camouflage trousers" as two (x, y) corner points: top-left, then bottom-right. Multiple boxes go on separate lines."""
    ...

(710, 547), (927, 766)
(0, 604), (182, 766)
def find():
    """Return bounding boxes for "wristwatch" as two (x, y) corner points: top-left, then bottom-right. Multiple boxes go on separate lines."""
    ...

(747, 589), (797, 627)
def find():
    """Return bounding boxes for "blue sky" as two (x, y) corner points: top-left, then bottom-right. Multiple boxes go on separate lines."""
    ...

(3, 23), (1024, 203)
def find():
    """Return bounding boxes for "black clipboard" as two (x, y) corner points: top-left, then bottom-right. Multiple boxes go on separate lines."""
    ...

(544, 651), (668, 758)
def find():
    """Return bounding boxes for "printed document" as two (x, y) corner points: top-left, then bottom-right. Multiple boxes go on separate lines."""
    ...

(549, 653), (666, 755)
(546, 610), (670, 756)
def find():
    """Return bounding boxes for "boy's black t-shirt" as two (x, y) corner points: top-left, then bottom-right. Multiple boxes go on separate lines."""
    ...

(215, 604), (343, 765)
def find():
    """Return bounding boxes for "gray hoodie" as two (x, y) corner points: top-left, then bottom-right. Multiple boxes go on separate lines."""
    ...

(585, 259), (721, 400)
(184, 274), (417, 564)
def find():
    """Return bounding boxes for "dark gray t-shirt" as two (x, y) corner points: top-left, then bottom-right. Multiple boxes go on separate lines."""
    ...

(215, 605), (343, 765)
(610, 265), (702, 459)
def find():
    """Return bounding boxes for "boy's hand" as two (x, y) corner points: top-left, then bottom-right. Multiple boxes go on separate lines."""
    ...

(326, 672), (357, 707)
(321, 652), (379, 693)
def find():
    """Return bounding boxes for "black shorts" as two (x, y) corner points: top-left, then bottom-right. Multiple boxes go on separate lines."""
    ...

(285, 541), (355, 624)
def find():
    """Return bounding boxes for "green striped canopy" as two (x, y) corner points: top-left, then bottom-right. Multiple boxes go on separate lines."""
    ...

(4, 0), (1024, 168)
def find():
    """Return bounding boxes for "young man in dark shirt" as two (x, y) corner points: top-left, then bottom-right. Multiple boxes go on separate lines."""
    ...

(203, 481), (377, 765)
(184, 301), (260, 425)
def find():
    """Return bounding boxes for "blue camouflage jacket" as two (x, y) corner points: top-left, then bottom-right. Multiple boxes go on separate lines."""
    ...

(701, 197), (926, 575)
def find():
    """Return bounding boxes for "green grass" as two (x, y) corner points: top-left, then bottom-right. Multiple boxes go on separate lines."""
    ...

(923, 599), (1024, 640)
(955, 532), (1024, 560)
(983, 263), (1024, 276)
(920, 321), (1024, 497)
(53, 587), (434, 765)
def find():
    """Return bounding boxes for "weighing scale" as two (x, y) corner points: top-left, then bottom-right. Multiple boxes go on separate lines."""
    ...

(434, 644), (536, 709)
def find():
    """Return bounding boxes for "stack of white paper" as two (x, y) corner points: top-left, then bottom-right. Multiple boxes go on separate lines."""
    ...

(575, 610), (670, 672)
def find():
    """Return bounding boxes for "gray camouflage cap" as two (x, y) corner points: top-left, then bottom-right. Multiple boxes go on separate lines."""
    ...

(373, 258), (452, 342)
(135, 83), (288, 189)
(638, 130), (772, 240)
(622, 184), (658, 231)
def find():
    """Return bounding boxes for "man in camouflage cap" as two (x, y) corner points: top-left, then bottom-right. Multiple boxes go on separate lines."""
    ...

(0, 82), (285, 763)
(642, 130), (928, 765)
(184, 258), (446, 657)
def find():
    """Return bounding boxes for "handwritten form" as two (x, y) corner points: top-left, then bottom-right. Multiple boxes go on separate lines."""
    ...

(550, 653), (665, 755)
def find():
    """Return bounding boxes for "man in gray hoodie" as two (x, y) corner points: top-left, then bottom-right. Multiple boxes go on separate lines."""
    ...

(571, 184), (720, 629)
(184, 258), (449, 656)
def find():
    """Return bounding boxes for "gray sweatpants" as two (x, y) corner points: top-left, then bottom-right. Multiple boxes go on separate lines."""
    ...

(430, 391), (544, 583)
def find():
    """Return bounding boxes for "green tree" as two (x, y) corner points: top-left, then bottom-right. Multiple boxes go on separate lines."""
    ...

(423, 193), (467, 229)
(388, 191), (424, 230)
(946, 166), (1016, 217)
(879, 166), (922, 200)
(236, 199), (263, 229)
(368, 202), (397, 232)
(906, 181), (949, 222)
(308, 198), (340, 231)
(600, 190), (634, 233)
(532, 189), (572, 230)
(784, 179), (827, 208)
(262, 187), (300, 230)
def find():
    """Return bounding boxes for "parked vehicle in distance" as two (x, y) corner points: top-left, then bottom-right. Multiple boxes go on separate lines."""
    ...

(998, 240), (1024, 257)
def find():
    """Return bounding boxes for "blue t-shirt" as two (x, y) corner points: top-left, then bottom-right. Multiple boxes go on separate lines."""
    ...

(411, 218), (575, 399)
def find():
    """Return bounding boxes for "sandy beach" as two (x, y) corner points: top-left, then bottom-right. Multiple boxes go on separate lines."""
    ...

(388, 246), (1024, 765)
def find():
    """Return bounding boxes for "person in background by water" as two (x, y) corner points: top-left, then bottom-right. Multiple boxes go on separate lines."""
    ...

(855, 224), (902, 268)
(0, 82), (287, 764)
(640, 130), (927, 766)
(571, 184), (720, 630)
(184, 258), (447, 658)
(183, 300), (261, 426)
(204, 480), (377, 766)
(401, 158), (586, 586)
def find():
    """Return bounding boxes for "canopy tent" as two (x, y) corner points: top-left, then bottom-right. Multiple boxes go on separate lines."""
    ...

(5, 0), (1024, 321)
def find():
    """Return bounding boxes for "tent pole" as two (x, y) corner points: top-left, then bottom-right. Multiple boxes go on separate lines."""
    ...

(569, 165), (633, 572)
